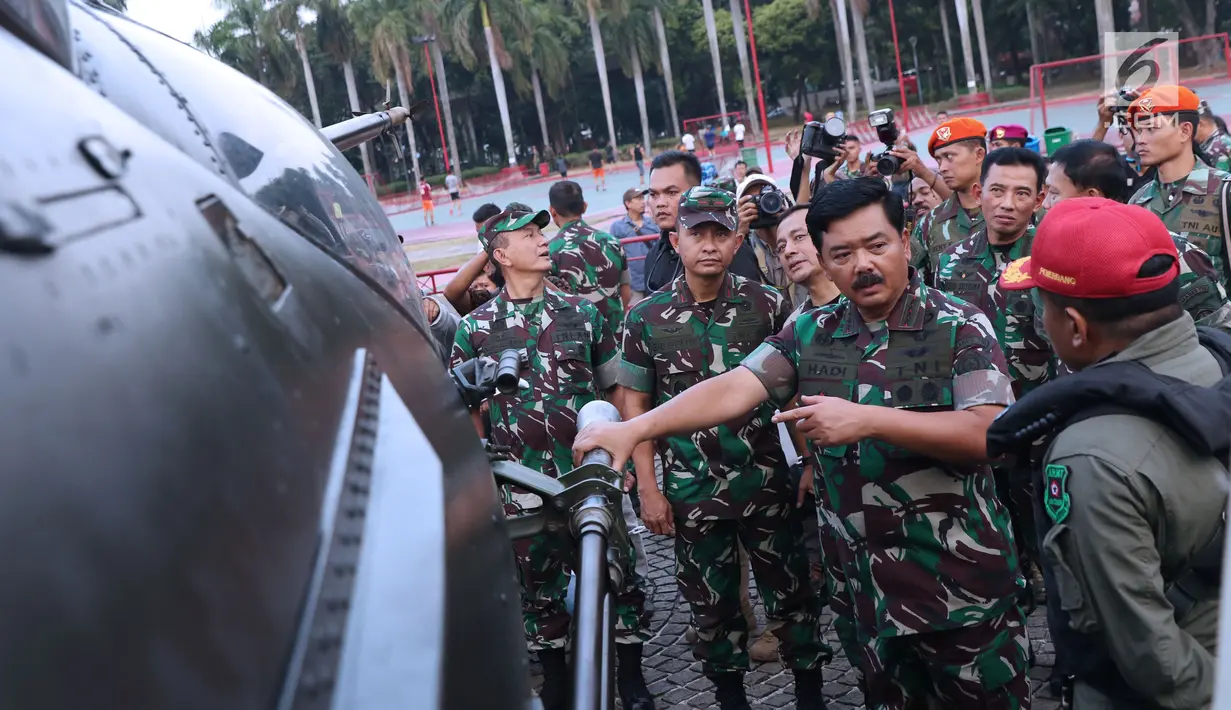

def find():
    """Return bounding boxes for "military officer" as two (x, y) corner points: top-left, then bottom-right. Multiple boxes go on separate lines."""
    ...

(935, 147), (1054, 606)
(911, 117), (988, 283)
(577, 178), (1031, 709)
(589, 185), (830, 710)
(546, 180), (632, 335)
(988, 124), (1029, 150)
(994, 198), (1229, 709)
(450, 205), (654, 710)
(1197, 100), (1231, 171)
(1128, 85), (1231, 286)
(1047, 138), (1231, 330)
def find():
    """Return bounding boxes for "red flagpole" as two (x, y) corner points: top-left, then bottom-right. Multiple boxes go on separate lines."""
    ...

(743, 0), (773, 173)
(887, 0), (910, 131)
(423, 42), (452, 174)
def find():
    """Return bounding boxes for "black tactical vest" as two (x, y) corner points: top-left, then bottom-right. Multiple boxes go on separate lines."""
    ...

(988, 326), (1231, 706)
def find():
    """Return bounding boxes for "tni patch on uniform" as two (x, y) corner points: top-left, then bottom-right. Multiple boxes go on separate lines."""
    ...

(1044, 464), (1070, 524)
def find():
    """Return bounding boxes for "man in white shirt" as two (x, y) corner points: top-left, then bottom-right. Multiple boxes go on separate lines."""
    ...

(733, 121), (747, 147)
(681, 132), (696, 153)
(445, 173), (463, 216)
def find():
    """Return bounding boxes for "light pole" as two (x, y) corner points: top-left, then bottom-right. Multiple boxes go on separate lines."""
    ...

(910, 36), (923, 105)
(887, 0), (910, 130)
(742, 0), (772, 173)
(412, 35), (453, 176)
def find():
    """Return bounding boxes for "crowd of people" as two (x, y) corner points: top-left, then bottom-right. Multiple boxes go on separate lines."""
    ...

(420, 83), (1231, 710)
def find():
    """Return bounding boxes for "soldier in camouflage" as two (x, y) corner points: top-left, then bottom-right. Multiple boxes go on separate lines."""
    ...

(545, 180), (632, 335)
(450, 205), (654, 710)
(1197, 100), (1231, 171)
(577, 186), (831, 710)
(1127, 85), (1231, 287)
(935, 148), (1054, 609)
(1046, 139), (1231, 330)
(910, 118), (988, 284)
(578, 178), (1031, 709)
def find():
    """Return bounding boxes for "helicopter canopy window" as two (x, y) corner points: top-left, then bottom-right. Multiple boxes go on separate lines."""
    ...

(75, 3), (425, 321)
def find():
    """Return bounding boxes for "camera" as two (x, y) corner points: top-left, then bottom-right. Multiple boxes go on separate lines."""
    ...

(869, 108), (902, 176)
(494, 348), (524, 395)
(749, 183), (790, 230)
(800, 116), (847, 168)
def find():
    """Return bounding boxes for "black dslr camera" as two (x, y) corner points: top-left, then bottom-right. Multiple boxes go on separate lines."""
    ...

(869, 108), (902, 176)
(748, 183), (790, 230)
(800, 115), (847, 170)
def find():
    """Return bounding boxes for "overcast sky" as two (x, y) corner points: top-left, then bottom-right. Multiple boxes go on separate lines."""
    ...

(126, 0), (223, 45)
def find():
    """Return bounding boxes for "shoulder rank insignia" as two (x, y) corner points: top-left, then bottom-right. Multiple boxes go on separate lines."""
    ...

(1045, 464), (1071, 524)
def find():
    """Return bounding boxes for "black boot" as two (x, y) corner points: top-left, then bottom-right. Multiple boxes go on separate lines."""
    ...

(793, 668), (829, 710)
(537, 648), (570, 710)
(616, 643), (656, 710)
(708, 672), (750, 710)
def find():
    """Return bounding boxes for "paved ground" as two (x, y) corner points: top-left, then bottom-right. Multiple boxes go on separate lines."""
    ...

(532, 523), (1062, 710)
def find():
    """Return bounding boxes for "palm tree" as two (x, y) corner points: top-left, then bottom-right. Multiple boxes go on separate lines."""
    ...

(438, 0), (531, 167)
(402, 0), (463, 177)
(953, 0), (979, 95)
(267, 0), (322, 127)
(509, 2), (571, 154)
(1094, 0), (1115, 43)
(611, 3), (657, 156)
(728, 0), (759, 136)
(807, 0), (855, 119)
(316, 0), (373, 178)
(651, 4), (680, 135)
(349, 0), (422, 184)
(194, 0), (297, 96)
(939, 0), (959, 98)
(970, 0), (993, 100)
(701, 0), (728, 118)
(850, 0), (874, 112)
(576, 0), (623, 154)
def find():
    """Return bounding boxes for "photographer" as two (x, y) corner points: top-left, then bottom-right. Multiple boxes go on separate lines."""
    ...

(735, 175), (807, 307)
(888, 141), (952, 201)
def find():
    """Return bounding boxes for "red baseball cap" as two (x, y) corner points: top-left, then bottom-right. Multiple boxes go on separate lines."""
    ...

(1000, 197), (1179, 298)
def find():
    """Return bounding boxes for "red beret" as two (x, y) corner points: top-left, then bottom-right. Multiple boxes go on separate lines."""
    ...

(989, 125), (1028, 142)
(1000, 198), (1178, 298)
(928, 117), (988, 157)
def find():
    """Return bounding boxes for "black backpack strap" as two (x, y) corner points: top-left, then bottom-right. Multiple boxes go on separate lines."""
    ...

(1220, 178), (1231, 285)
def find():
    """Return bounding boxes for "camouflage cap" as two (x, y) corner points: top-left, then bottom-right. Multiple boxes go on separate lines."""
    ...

(478, 204), (551, 253)
(677, 185), (738, 231)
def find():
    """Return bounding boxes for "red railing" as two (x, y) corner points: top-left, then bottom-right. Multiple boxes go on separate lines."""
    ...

(1029, 32), (1231, 133)
(415, 233), (660, 295)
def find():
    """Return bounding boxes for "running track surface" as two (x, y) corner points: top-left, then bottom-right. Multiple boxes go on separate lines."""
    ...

(394, 79), (1231, 269)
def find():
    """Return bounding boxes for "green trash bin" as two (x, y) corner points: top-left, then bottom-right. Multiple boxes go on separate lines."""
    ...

(1043, 127), (1073, 155)
(740, 146), (759, 168)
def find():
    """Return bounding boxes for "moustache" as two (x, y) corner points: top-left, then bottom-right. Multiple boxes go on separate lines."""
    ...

(852, 272), (885, 289)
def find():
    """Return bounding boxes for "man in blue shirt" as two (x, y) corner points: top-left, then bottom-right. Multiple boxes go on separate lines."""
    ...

(610, 187), (660, 301)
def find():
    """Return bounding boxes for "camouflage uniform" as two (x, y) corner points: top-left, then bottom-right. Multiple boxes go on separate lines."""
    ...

(1200, 129), (1231, 171)
(619, 272), (830, 674)
(450, 289), (650, 650)
(909, 193), (984, 284)
(548, 219), (630, 335)
(1129, 161), (1231, 286)
(836, 161), (866, 181)
(935, 228), (1054, 597)
(741, 271), (1030, 709)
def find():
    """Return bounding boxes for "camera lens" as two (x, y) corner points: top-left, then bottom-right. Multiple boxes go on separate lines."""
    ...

(495, 348), (521, 394)
(876, 154), (902, 177)
(759, 190), (783, 215)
